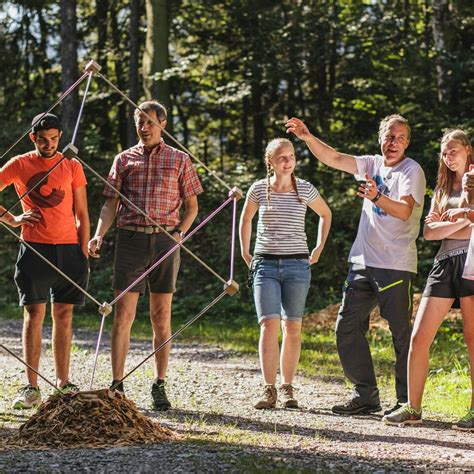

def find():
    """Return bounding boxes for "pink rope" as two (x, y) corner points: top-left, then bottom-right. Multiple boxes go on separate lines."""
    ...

(109, 195), (233, 306)
(229, 194), (238, 281)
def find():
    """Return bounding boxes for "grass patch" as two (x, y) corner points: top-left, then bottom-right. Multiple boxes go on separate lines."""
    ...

(1, 303), (471, 419)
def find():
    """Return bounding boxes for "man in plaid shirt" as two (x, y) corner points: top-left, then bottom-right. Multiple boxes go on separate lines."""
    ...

(88, 101), (203, 410)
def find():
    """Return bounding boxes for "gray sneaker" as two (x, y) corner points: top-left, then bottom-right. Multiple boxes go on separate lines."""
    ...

(452, 409), (474, 431)
(382, 404), (422, 426)
(280, 384), (298, 408)
(58, 382), (80, 395)
(254, 384), (277, 409)
(12, 384), (42, 409)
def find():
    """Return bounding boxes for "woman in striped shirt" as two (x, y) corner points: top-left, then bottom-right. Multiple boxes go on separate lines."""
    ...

(239, 138), (332, 409)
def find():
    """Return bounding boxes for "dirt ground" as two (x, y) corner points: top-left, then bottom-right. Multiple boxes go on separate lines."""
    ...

(0, 313), (472, 473)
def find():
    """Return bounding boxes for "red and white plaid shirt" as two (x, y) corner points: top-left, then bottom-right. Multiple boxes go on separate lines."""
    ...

(103, 140), (203, 227)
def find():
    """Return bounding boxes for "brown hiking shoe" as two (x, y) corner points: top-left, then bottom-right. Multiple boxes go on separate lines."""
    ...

(280, 383), (298, 408)
(254, 384), (277, 409)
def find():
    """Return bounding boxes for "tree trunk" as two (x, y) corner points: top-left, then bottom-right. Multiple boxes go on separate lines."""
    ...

(128, 0), (140, 146)
(96, 0), (109, 75)
(111, 1), (128, 150)
(60, 0), (79, 145)
(142, 0), (172, 116)
(431, 0), (459, 109)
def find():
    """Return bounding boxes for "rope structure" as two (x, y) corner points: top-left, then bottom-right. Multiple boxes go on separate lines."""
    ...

(0, 59), (242, 391)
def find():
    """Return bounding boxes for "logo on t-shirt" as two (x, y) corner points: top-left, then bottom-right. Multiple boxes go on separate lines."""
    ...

(26, 171), (65, 208)
(372, 175), (389, 216)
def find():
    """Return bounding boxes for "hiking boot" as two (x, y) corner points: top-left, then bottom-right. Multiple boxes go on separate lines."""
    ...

(332, 399), (381, 415)
(384, 402), (403, 416)
(452, 409), (474, 432)
(109, 379), (124, 394)
(280, 384), (298, 408)
(58, 382), (80, 395)
(12, 384), (41, 409)
(254, 384), (277, 409)
(382, 404), (422, 426)
(151, 381), (171, 411)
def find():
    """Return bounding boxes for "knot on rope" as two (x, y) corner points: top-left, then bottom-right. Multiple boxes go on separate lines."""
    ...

(99, 302), (113, 317)
(224, 279), (239, 296)
(228, 186), (243, 200)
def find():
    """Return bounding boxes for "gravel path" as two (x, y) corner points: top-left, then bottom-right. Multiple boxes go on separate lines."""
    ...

(0, 320), (473, 472)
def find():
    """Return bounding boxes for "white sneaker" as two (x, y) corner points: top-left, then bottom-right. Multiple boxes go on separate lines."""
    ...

(12, 384), (42, 409)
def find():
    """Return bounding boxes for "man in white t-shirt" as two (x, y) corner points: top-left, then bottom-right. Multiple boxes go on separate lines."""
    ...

(286, 114), (426, 416)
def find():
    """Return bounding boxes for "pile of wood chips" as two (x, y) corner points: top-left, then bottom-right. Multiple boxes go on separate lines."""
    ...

(11, 389), (177, 448)
(303, 293), (462, 332)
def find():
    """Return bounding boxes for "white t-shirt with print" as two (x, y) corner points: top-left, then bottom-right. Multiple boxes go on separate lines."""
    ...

(348, 155), (426, 273)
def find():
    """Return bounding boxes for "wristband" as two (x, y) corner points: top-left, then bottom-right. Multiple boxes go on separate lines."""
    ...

(371, 191), (382, 203)
(172, 228), (185, 238)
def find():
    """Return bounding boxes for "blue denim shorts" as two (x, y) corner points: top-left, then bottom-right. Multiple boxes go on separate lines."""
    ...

(252, 257), (311, 323)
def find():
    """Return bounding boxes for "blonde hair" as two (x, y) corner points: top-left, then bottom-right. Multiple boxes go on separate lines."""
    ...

(264, 138), (303, 206)
(434, 129), (473, 212)
(378, 114), (411, 143)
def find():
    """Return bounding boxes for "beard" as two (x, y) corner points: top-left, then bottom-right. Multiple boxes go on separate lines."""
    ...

(37, 148), (58, 158)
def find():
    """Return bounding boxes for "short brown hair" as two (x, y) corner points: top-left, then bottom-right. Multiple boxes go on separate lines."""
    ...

(134, 101), (167, 123)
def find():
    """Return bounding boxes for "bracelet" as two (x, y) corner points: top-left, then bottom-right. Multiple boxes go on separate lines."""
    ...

(171, 227), (185, 238)
(371, 191), (382, 203)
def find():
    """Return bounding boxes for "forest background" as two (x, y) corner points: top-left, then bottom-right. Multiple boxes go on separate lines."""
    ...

(0, 0), (472, 325)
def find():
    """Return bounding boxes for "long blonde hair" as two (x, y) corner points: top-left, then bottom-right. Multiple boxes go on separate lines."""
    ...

(434, 129), (472, 212)
(264, 138), (303, 206)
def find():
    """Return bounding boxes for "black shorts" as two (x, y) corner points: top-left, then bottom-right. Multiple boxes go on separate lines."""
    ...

(113, 229), (180, 294)
(423, 252), (474, 308)
(14, 242), (90, 306)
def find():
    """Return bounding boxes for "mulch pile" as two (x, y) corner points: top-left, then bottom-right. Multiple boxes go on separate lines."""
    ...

(8, 389), (178, 449)
(303, 293), (462, 332)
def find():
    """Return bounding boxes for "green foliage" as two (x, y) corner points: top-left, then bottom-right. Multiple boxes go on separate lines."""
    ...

(0, 1), (472, 319)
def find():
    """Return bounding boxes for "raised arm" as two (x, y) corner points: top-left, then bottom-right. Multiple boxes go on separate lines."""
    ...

(307, 195), (332, 265)
(88, 196), (120, 257)
(239, 198), (258, 268)
(285, 118), (358, 174)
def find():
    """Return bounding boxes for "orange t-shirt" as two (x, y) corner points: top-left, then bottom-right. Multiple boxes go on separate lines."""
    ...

(0, 151), (87, 244)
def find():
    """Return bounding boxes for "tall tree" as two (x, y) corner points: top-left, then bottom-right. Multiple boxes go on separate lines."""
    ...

(128, 0), (140, 146)
(431, 0), (460, 109)
(111, 0), (128, 150)
(142, 0), (172, 113)
(60, 0), (79, 144)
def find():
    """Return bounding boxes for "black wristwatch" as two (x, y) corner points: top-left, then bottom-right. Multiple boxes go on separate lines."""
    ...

(371, 191), (382, 203)
(172, 227), (185, 238)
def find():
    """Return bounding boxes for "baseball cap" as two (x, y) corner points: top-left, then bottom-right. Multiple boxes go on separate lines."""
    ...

(31, 113), (62, 133)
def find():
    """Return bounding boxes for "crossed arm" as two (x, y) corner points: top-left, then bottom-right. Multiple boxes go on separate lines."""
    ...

(424, 203), (472, 241)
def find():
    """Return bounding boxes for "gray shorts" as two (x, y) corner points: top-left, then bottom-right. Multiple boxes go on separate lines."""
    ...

(113, 229), (180, 294)
(423, 252), (474, 308)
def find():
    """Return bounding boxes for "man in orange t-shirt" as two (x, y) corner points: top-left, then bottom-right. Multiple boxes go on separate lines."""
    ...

(0, 113), (90, 409)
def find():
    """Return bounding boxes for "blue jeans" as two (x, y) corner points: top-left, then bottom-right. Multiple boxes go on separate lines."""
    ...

(253, 258), (311, 323)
